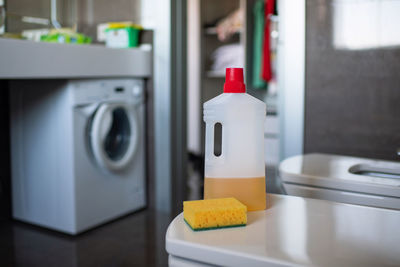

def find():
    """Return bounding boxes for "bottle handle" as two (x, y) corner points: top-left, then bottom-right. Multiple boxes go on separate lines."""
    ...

(205, 121), (225, 165)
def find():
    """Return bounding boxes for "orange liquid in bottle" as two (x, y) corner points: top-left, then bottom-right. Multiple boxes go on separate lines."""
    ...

(204, 177), (266, 211)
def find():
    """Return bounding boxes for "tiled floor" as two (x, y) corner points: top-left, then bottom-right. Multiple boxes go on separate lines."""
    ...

(0, 209), (172, 267)
(0, 164), (284, 267)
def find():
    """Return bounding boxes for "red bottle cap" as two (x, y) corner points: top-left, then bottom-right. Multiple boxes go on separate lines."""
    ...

(223, 68), (246, 93)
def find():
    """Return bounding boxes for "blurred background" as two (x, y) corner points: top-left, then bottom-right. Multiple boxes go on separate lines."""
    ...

(0, 0), (399, 266)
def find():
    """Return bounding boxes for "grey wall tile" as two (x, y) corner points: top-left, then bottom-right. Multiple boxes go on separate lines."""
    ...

(304, 0), (400, 161)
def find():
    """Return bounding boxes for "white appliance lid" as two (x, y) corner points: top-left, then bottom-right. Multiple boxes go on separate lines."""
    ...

(279, 153), (400, 198)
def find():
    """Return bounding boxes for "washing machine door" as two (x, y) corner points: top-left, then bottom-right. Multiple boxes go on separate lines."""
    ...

(90, 102), (139, 172)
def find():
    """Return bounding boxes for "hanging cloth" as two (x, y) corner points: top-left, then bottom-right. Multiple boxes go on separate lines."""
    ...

(252, 0), (268, 89)
(261, 0), (275, 82)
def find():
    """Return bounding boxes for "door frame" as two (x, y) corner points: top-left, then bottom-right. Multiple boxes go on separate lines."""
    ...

(277, 0), (306, 160)
(154, 0), (187, 215)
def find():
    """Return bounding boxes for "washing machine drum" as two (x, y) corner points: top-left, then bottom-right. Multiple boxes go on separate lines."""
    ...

(89, 102), (139, 172)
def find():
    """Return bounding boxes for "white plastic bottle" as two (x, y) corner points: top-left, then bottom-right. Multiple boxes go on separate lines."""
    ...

(203, 68), (266, 211)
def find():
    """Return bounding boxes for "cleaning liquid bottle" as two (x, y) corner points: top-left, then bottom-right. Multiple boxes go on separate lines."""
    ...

(203, 68), (266, 211)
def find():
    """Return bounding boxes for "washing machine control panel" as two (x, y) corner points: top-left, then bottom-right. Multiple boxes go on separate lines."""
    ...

(131, 84), (143, 97)
(70, 79), (144, 106)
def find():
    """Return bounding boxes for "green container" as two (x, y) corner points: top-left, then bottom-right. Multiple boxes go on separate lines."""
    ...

(105, 26), (141, 48)
(40, 32), (92, 44)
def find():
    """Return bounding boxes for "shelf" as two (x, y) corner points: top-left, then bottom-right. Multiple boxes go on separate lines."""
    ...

(0, 38), (152, 79)
(205, 70), (225, 78)
(204, 27), (242, 35)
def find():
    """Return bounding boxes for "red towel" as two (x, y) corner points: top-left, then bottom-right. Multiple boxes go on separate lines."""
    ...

(261, 0), (275, 82)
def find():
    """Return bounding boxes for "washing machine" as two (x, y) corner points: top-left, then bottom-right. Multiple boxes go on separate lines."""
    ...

(10, 79), (146, 234)
(279, 153), (400, 210)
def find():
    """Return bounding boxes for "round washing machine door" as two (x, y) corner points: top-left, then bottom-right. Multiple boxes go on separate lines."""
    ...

(90, 102), (139, 172)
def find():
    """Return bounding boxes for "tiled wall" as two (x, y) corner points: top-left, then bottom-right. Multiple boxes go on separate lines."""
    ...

(304, 0), (400, 161)
(6, 0), (75, 32)
(77, 0), (142, 39)
(6, 0), (141, 39)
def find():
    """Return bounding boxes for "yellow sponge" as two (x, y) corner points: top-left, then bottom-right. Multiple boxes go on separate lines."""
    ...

(183, 197), (247, 231)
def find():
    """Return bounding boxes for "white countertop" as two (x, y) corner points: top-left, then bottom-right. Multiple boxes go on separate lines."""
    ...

(0, 38), (152, 79)
(166, 194), (400, 267)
